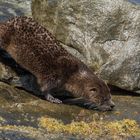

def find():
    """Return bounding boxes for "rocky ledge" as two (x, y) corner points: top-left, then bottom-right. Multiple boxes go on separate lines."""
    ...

(0, 81), (139, 139)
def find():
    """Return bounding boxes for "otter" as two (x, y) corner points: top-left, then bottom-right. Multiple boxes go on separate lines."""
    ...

(0, 16), (115, 111)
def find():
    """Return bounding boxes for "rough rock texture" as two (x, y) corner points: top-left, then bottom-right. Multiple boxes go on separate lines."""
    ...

(0, 0), (31, 21)
(32, 0), (140, 93)
(0, 82), (139, 139)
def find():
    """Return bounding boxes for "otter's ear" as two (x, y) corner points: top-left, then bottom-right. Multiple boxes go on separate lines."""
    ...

(57, 56), (79, 73)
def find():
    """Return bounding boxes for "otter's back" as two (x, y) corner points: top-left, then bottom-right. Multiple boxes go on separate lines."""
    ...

(2, 17), (71, 76)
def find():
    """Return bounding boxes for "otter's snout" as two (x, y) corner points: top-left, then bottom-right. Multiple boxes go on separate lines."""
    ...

(98, 100), (115, 111)
(85, 99), (115, 111)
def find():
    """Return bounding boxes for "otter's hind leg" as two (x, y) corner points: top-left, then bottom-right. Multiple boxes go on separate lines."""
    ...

(41, 83), (62, 103)
(39, 75), (63, 104)
(45, 93), (62, 104)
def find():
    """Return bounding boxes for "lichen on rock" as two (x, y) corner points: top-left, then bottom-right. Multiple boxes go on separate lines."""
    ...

(39, 116), (140, 139)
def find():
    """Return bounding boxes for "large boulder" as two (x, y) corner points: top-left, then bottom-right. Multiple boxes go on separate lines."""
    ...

(32, 0), (140, 93)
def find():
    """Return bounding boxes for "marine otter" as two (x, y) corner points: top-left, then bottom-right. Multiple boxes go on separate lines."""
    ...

(0, 16), (115, 111)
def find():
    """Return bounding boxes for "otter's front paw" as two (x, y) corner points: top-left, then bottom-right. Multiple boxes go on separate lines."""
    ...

(45, 94), (62, 104)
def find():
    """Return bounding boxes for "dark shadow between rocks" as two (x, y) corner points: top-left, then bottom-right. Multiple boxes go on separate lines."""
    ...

(109, 84), (140, 96)
(0, 49), (31, 75)
(0, 49), (42, 97)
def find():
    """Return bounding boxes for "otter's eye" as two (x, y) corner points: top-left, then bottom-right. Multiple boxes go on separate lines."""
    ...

(90, 88), (97, 92)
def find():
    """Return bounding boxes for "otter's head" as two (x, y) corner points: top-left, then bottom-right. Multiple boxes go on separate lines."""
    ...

(82, 74), (115, 111)
(65, 66), (115, 111)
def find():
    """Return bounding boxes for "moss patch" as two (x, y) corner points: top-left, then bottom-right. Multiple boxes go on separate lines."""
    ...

(39, 117), (140, 138)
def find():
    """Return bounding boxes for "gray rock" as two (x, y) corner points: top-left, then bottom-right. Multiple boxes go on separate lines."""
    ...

(0, 0), (31, 21)
(32, 0), (140, 93)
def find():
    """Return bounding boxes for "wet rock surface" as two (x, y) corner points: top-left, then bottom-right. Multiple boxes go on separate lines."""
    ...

(0, 82), (139, 139)
(32, 0), (140, 93)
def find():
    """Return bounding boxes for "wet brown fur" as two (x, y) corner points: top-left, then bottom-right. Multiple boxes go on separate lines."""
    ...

(0, 16), (114, 111)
